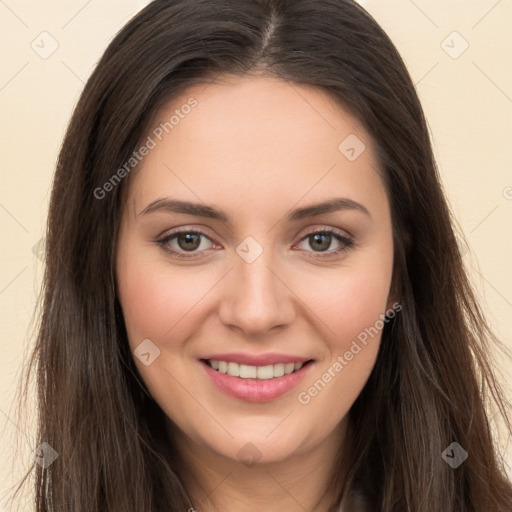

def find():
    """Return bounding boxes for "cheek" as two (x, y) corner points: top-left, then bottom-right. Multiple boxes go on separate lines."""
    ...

(115, 249), (207, 411)
(305, 255), (393, 350)
(294, 248), (393, 409)
(116, 245), (208, 347)
(319, 275), (386, 383)
(328, 273), (389, 346)
(296, 283), (387, 419)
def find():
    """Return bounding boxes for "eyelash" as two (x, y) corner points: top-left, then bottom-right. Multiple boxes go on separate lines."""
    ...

(155, 228), (355, 260)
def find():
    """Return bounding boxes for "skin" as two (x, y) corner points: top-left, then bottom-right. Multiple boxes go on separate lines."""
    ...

(115, 74), (396, 512)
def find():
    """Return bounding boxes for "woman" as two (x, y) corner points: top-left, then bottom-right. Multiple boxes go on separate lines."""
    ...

(14, 0), (512, 510)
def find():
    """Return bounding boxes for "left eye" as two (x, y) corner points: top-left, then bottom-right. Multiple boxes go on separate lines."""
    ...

(156, 228), (354, 259)
(297, 230), (354, 255)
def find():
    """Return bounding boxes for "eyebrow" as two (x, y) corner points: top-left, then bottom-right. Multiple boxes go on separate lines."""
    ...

(138, 197), (371, 222)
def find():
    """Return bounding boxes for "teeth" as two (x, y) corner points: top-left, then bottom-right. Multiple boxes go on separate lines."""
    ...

(207, 360), (305, 379)
(273, 363), (285, 377)
(257, 365), (273, 379)
(240, 364), (257, 378)
(227, 362), (240, 377)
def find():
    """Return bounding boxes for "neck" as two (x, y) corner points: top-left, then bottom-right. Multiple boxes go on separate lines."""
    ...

(167, 417), (352, 512)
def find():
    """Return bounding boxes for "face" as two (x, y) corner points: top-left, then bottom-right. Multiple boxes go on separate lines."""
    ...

(115, 74), (395, 467)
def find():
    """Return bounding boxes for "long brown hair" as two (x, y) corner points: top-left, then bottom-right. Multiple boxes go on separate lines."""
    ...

(12, 0), (512, 510)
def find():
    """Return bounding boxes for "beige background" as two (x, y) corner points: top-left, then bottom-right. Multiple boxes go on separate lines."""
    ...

(0, 0), (511, 509)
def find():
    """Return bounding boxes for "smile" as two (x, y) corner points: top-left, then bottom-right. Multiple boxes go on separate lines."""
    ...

(199, 358), (315, 402)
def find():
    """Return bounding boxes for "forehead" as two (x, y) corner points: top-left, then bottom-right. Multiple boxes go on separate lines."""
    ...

(124, 74), (387, 221)
(155, 73), (370, 158)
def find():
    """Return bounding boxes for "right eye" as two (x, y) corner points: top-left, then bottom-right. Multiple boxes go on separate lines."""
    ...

(156, 229), (217, 259)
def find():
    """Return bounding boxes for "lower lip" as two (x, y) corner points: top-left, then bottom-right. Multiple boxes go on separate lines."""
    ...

(199, 360), (315, 402)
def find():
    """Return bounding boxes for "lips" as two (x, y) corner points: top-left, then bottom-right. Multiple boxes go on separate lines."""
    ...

(198, 355), (315, 402)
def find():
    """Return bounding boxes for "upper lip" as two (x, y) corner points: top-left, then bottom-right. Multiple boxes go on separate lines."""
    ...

(200, 352), (313, 366)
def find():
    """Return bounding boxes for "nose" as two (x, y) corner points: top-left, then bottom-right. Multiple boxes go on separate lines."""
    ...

(217, 249), (296, 337)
